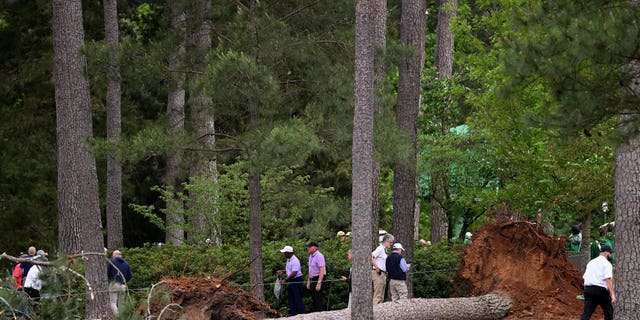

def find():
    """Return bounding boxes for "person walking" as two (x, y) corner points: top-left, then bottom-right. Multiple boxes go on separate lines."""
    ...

(306, 241), (326, 312)
(276, 245), (306, 316)
(580, 244), (615, 320)
(107, 250), (133, 315)
(371, 233), (394, 304)
(385, 243), (410, 301)
(23, 253), (48, 301)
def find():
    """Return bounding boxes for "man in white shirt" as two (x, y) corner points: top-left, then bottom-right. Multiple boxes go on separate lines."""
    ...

(580, 244), (616, 320)
(23, 254), (48, 301)
(371, 233), (394, 304)
(277, 245), (306, 316)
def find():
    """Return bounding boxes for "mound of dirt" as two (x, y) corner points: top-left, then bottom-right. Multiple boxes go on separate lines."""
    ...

(147, 277), (281, 320)
(457, 220), (601, 319)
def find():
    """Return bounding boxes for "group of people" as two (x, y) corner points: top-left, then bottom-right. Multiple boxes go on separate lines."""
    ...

(11, 246), (49, 301)
(10, 246), (132, 317)
(277, 233), (411, 316)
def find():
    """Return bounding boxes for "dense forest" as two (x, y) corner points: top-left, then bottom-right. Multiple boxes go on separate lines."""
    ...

(1, 0), (640, 318)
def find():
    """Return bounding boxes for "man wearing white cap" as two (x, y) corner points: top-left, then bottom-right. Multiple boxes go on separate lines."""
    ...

(277, 245), (306, 315)
(385, 243), (410, 301)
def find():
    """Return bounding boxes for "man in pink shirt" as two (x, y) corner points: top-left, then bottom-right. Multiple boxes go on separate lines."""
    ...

(306, 241), (326, 312)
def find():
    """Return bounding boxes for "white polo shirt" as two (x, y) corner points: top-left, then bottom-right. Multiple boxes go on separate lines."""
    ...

(372, 244), (388, 272)
(583, 255), (613, 289)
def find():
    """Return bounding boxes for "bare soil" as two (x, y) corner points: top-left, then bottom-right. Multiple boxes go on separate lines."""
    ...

(147, 277), (281, 320)
(456, 219), (601, 319)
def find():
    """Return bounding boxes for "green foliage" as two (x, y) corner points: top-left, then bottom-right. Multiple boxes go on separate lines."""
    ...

(412, 241), (467, 298)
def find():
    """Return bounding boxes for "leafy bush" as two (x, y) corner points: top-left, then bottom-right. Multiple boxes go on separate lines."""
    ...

(412, 240), (467, 298)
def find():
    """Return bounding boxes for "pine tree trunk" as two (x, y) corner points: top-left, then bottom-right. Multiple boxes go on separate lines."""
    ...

(431, 0), (457, 245)
(371, 0), (387, 248)
(104, 0), (123, 250)
(165, 3), (186, 246)
(274, 293), (512, 320)
(188, 0), (220, 245)
(434, 0), (456, 78)
(613, 92), (640, 318)
(393, 0), (425, 298)
(352, 1), (377, 319)
(52, 0), (110, 317)
(245, 0), (265, 303)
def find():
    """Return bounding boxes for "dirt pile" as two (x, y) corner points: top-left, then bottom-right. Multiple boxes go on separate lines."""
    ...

(147, 277), (281, 320)
(457, 220), (601, 319)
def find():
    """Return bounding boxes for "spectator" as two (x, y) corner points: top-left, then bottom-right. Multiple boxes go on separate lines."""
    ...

(19, 247), (37, 285)
(371, 233), (394, 304)
(11, 254), (28, 290)
(107, 250), (132, 315)
(339, 249), (353, 308)
(464, 232), (473, 245)
(276, 245), (306, 316)
(306, 241), (326, 312)
(567, 224), (582, 252)
(23, 253), (48, 301)
(385, 243), (410, 301)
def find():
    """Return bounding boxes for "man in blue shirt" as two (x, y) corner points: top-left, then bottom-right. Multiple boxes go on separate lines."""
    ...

(107, 250), (133, 315)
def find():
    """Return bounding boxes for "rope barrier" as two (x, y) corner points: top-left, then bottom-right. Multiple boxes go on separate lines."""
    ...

(0, 268), (460, 301)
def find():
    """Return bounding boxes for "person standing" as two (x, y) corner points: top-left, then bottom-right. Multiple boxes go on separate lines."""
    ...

(580, 244), (615, 320)
(20, 246), (37, 285)
(23, 253), (48, 301)
(107, 250), (133, 315)
(339, 249), (353, 308)
(385, 243), (410, 301)
(371, 233), (394, 304)
(306, 241), (326, 312)
(276, 245), (306, 316)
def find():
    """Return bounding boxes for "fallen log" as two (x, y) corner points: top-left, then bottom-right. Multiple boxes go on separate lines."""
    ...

(272, 293), (512, 320)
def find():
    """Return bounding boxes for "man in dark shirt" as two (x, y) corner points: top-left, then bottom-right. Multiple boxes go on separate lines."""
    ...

(107, 250), (133, 315)
(385, 243), (410, 301)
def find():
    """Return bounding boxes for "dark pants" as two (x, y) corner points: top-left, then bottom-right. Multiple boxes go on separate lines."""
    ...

(309, 276), (324, 312)
(581, 285), (613, 320)
(287, 276), (305, 316)
(23, 287), (40, 301)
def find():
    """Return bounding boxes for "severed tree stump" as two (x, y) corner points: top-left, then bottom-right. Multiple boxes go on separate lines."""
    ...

(273, 293), (511, 320)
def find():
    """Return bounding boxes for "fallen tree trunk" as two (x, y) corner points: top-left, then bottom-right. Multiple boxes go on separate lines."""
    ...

(272, 293), (512, 320)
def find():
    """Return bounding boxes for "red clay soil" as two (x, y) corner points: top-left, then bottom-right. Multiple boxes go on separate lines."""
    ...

(457, 219), (603, 320)
(147, 277), (281, 320)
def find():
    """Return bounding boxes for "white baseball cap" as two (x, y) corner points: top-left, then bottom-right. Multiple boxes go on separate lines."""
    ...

(280, 245), (294, 253)
(393, 243), (404, 251)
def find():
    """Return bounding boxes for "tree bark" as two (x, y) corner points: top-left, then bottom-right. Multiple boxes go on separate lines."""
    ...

(393, 0), (425, 298)
(245, 0), (265, 303)
(371, 0), (387, 248)
(165, 3), (187, 246)
(273, 293), (512, 320)
(431, 0), (457, 245)
(187, 0), (221, 246)
(434, 0), (456, 78)
(352, 1), (377, 319)
(104, 0), (123, 250)
(52, 0), (110, 317)
(613, 59), (640, 318)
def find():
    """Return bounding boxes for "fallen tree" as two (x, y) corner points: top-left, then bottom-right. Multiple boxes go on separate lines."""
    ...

(272, 293), (512, 320)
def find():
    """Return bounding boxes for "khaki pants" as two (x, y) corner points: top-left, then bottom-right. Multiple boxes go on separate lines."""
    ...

(372, 270), (387, 304)
(109, 282), (127, 315)
(389, 279), (408, 301)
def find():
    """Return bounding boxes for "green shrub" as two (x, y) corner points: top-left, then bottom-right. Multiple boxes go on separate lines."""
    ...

(412, 240), (467, 298)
